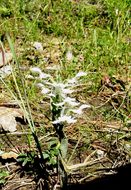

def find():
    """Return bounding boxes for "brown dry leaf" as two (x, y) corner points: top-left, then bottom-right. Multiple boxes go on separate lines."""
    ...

(0, 107), (23, 132)
(0, 51), (13, 67)
(0, 151), (18, 159)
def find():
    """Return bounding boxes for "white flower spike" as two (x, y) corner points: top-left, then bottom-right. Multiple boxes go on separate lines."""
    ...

(29, 67), (90, 126)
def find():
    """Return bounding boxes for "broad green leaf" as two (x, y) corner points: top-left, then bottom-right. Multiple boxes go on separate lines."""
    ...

(60, 138), (68, 159)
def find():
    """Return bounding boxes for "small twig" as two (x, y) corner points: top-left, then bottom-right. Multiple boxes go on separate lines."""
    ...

(95, 91), (125, 109)
(67, 136), (82, 164)
(0, 131), (31, 135)
(118, 133), (131, 140)
(0, 103), (19, 108)
(0, 163), (16, 169)
(78, 172), (98, 183)
(39, 132), (56, 141)
(62, 155), (107, 173)
(84, 150), (97, 163)
(3, 179), (35, 190)
(53, 184), (60, 190)
(0, 41), (5, 66)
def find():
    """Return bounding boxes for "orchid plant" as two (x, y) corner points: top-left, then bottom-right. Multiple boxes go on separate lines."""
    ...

(30, 67), (90, 125)
(29, 67), (90, 188)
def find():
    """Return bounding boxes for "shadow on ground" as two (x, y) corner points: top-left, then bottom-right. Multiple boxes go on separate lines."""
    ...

(67, 163), (131, 190)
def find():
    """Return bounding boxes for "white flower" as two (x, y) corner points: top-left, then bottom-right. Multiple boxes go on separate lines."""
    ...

(41, 87), (50, 94)
(48, 93), (55, 97)
(51, 82), (72, 98)
(53, 102), (65, 107)
(53, 82), (66, 89)
(67, 77), (77, 84)
(30, 67), (51, 79)
(36, 83), (44, 88)
(115, 9), (119, 16)
(52, 82), (74, 95)
(66, 50), (73, 61)
(79, 104), (91, 110)
(67, 72), (86, 85)
(46, 65), (60, 70)
(30, 67), (41, 73)
(52, 115), (77, 124)
(76, 71), (86, 78)
(39, 72), (51, 79)
(36, 83), (50, 94)
(62, 88), (74, 94)
(64, 97), (80, 106)
(33, 42), (43, 52)
(96, 149), (104, 158)
(53, 97), (79, 107)
(0, 65), (12, 78)
(44, 81), (53, 86)
(26, 74), (34, 79)
(71, 104), (90, 115)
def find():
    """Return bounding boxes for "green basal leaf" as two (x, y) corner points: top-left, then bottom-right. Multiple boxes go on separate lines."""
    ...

(0, 171), (9, 185)
(0, 179), (5, 185)
(22, 157), (29, 167)
(49, 157), (57, 165)
(60, 138), (68, 159)
(43, 152), (50, 159)
(48, 139), (58, 148)
(52, 148), (59, 156)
